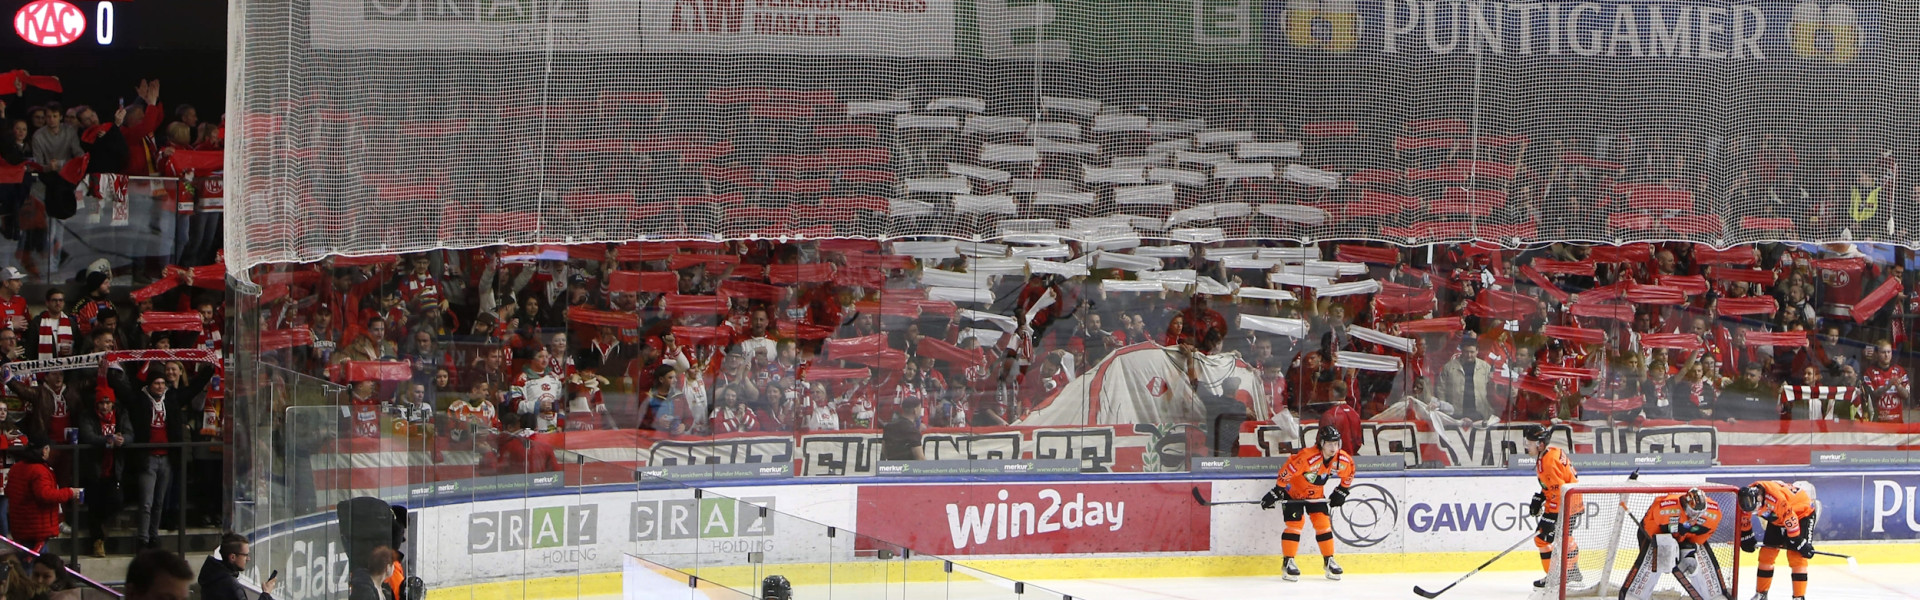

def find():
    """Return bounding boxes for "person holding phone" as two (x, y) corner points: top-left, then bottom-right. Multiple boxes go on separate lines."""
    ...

(198, 533), (277, 600)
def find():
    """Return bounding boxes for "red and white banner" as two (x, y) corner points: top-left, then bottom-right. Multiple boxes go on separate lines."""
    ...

(855, 482), (1209, 554)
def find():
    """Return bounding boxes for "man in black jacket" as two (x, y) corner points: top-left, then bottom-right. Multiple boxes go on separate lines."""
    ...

(112, 368), (208, 548)
(200, 533), (277, 600)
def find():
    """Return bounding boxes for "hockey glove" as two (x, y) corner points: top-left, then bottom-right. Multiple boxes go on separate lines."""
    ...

(1304, 471), (1324, 485)
(1329, 486), (1350, 508)
(1794, 538), (1815, 559)
(1535, 515), (1558, 544)
(1529, 492), (1544, 518)
(1261, 485), (1285, 510)
(1685, 523), (1712, 536)
(1739, 531), (1757, 553)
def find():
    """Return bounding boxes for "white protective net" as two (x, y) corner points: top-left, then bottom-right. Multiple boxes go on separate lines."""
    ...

(1547, 483), (1741, 600)
(226, 0), (1910, 284)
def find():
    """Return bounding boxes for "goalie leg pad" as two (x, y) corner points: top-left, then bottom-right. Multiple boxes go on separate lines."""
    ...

(1620, 534), (1664, 600)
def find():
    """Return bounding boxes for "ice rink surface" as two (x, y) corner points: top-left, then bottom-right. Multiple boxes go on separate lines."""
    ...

(1031, 564), (1920, 600)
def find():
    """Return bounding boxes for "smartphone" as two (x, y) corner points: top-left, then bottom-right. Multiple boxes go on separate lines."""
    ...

(269, 570), (279, 581)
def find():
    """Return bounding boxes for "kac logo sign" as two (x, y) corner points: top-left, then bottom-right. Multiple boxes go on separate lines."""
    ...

(13, 0), (85, 47)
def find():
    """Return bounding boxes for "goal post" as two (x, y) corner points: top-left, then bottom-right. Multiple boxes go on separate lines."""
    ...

(1551, 482), (1742, 600)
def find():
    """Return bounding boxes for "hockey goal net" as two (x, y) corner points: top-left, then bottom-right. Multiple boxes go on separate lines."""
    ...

(1548, 482), (1741, 600)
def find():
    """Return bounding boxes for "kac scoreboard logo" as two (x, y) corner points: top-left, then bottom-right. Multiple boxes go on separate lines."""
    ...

(13, 0), (117, 46)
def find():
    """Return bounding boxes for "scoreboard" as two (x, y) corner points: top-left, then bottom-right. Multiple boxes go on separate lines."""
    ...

(10, 0), (226, 50)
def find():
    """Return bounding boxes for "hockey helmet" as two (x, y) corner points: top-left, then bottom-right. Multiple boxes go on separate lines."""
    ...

(1739, 484), (1764, 513)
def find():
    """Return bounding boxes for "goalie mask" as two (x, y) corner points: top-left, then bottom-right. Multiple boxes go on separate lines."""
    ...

(1682, 488), (1709, 520)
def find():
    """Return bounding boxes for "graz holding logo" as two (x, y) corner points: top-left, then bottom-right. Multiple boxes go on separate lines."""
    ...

(469, 505), (600, 564)
(632, 496), (777, 553)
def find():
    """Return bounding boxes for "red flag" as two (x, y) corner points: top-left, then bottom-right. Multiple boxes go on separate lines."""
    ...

(1708, 267), (1777, 285)
(1569, 301), (1636, 322)
(826, 333), (890, 360)
(141, 312), (203, 333)
(1531, 258), (1596, 277)
(1625, 284), (1689, 305)
(1852, 277), (1903, 324)
(1744, 331), (1810, 347)
(1542, 325), (1606, 345)
(345, 361), (413, 382)
(1715, 296), (1778, 317)
(259, 328), (316, 352)
(1588, 244), (1652, 264)
(917, 337), (985, 367)
(567, 307), (637, 328)
(1654, 274), (1709, 296)
(1692, 245), (1756, 266)
(1639, 333), (1703, 352)
(1335, 245), (1400, 265)
(661, 295), (729, 315)
(1396, 316), (1464, 334)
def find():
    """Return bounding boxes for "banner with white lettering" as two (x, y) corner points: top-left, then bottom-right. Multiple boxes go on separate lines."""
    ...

(854, 482), (1208, 554)
(308, 0), (956, 54)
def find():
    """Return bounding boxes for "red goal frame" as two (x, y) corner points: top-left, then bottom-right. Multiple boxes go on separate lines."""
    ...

(1556, 482), (1743, 600)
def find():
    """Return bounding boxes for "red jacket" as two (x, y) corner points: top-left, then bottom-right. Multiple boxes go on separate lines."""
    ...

(1318, 403), (1364, 456)
(493, 434), (558, 475)
(4, 460), (73, 542)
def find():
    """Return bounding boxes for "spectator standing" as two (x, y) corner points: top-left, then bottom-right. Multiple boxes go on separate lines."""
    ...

(347, 546), (396, 600)
(1439, 339), (1494, 423)
(0, 268), (27, 336)
(1862, 339), (1910, 422)
(0, 402), (25, 538)
(4, 438), (77, 552)
(880, 398), (925, 461)
(1717, 364), (1781, 421)
(200, 533), (278, 600)
(9, 371), (77, 450)
(33, 290), (72, 358)
(118, 372), (197, 549)
(118, 81), (164, 176)
(0, 119), (28, 242)
(73, 387), (128, 557)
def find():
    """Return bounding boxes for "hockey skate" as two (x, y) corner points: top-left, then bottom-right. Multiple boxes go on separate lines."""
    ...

(1323, 557), (1343, 581)
(1282, 558), (1300, 582)
(1534, 576), (1550, 588)
(1746, 592), (1766, 600)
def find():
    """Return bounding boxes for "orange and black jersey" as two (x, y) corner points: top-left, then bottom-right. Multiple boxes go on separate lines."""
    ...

(1535, 446), (1581, 515)
(1737, 480), (1816, 538)
(1641, 492), (1723, 546)
(1276, 446), (1356, 501)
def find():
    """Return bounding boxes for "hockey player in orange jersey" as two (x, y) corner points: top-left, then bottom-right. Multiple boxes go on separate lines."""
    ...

(1738, 480), (1818, 600)
(1528, 427), (1584, 589)
(1260, 428), (1356, 582)
(1621, 488), (1727, 600)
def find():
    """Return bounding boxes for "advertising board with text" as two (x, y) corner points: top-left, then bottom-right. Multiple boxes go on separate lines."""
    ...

(855, 482), (1209, 555)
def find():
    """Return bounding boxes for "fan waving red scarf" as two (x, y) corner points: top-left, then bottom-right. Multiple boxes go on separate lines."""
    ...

(1692, 245), (1756, 265)
(1520, 266), (1571, 303)
(1584, 395), (1645, 414)
(1715, 296), (1778, 317)
(1852, 277), (1903, 324)
(1537, 365), (1600, 380)
(1336, 245), (1401, 265)
(1708, 267), (1777, 285)
(1638, 333), (1703, 352)
(769, 263), (835, 285)
(1375, 286), (1437, 314)
(141, 312), (203, 333)
(1396, 316), (1464, 333)
(2, 70), (62, 94)
(670, 326), (733, 346)
(1532, 258), (1596, 277)
(258, 328), (316, 352)
(799, 365), (871, 382)
(1625, 284), (1688, 305)
(1468, 289), (1541, 320)
(1655, 274), (1709, 296)
(777, 319), (834, 340)
(1542, 325), (1606, 345)
(567, 307), (638, 328)
(718, 280), (784, 303)
(661, 294), (729, 315)
(608, 271), (679, 294)
(825, 333), (889, 360)
(1589, 244), (1652, 264)
(917, 337), (985, 367)
(344, 361), (412, 382)
(1569, 301), (1636, 322)
(1744, 331), (1810, 347)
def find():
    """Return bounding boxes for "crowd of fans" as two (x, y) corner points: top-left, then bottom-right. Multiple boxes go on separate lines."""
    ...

(246, 236), (1916, 475)
(0, 73), (229, 557)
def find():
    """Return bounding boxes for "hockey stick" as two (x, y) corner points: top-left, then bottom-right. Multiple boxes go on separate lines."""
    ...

(1413, 532), (1537, 598)
(1811, 550), (1861, 571)
(1189, 486), (1330, 507)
